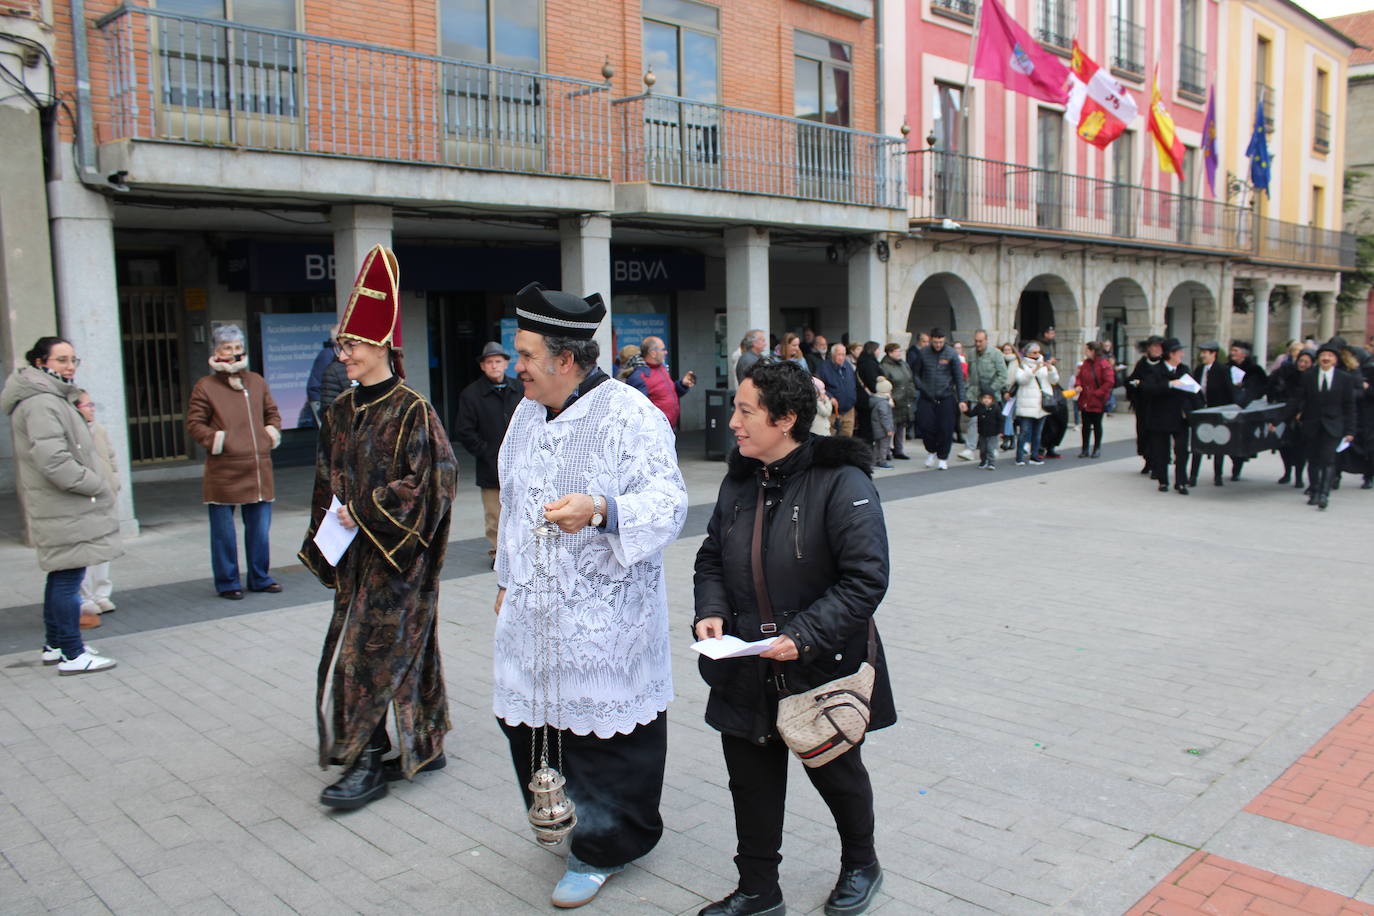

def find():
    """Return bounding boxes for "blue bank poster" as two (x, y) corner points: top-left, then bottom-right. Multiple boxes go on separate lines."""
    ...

(499, 319), (519, 378)
(613, 315), (670, 370)
(259, 314), (338, 430)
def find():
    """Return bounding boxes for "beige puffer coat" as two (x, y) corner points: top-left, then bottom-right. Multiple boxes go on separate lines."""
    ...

(0, 367), (122, 572)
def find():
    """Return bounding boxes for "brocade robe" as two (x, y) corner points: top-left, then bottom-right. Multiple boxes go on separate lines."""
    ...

(494, 379), (688, 738)
(299, 381), (458, 777)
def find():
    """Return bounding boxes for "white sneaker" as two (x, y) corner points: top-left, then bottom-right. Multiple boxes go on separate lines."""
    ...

(57, 651), (117, 676)
(938, 459), (949, 470)
(42, 644), (98, 666)
(958, 448), (975, 461)
(80, 601), (100, 615)
(924, 454), (937, 468)
(96, 599), (117, 613)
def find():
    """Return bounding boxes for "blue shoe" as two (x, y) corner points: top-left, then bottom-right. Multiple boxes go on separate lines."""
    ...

(551, 854), (623, 908)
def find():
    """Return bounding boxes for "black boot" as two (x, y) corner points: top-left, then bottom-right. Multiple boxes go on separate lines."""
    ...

(1214, 474), (1223, 487)
(699, 887), (785, 916)
(1332, 473), (1342, 490)
(1277, 468), (1291, 485)
(383, 752), (447, 782)
(1362, 476), (1373, 490)
(320, 746), (388, 810)
(825, 862), (883, 916)
(1091, 447), (1101, 459)
(1295, 472), (1305, 489)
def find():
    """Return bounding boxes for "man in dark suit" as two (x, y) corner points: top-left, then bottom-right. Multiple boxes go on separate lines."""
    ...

(1140, 339), (1196, 494)
(1186, 341), (1222, 487)
(1202, 340), (1268, 485)
(1295, 340), (1358, 510)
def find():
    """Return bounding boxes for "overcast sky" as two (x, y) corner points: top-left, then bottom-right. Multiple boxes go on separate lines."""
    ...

(1295, 0), (1371, 18)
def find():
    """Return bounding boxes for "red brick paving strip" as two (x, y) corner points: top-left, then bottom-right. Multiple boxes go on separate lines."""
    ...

(1124, 851), (1374, 915)
(1245, 692), (1374, 846)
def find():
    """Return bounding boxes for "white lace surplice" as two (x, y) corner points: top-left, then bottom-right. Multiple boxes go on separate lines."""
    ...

(494, 380), (688, 738)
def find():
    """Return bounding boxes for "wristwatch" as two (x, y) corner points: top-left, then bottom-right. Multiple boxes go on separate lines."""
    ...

(590, 495), (605, 529)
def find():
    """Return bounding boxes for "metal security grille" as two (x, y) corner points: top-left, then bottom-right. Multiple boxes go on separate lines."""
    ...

(120, 287), (189, 464)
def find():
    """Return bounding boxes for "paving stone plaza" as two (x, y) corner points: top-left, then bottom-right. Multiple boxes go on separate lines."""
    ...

(2, 423), (1373, 915)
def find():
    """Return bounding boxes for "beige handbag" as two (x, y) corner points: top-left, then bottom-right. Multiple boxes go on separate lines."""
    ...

(751, 483), (877, 768)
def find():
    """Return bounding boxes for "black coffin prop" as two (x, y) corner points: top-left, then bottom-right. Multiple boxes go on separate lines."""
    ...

(1190, 400), (1288, 460)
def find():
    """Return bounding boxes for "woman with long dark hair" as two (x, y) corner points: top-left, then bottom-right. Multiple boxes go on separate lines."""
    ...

(1074, 341), (1115, 458)
(693, 360), (894, 916)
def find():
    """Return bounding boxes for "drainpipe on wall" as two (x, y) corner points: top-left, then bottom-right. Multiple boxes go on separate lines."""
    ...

(874, 0), (884, 135)
(68, 0), (103, 184)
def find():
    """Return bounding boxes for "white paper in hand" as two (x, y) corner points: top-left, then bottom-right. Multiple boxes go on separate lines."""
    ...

(313, 495), (358, 567)
(1337, 439), (1352, 453)
(691, 635), (779, 660)
(1172, 375), (1202, 394)
(1230, 365), (1246, 387)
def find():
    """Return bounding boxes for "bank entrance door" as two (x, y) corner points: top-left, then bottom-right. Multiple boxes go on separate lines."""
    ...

(118, 250), (190, 465)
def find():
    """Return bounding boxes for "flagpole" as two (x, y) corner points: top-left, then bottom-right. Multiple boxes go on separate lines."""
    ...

(960, 0), (984, 148)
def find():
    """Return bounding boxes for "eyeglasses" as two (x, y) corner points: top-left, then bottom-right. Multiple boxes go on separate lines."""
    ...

(48, 356), (81, 367)
(332, 339), (360, 357)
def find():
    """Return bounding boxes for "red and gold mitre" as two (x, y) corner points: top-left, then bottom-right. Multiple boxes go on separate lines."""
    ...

(339, 245), (402, 348)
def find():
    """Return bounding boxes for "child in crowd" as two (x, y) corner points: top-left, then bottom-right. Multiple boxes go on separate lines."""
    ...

(870, 375), (895, 468)
(75, 391), (120, 615)
(810, 376), (833, 437)
(969, 391), (1003, 470)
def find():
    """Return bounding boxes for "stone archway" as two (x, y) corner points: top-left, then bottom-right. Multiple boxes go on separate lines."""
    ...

(906, 272), (983, 339)
(1164, 280), (1218, 356)
(1097, 277), (1151, 361)
(1016, 274), (1076, 345)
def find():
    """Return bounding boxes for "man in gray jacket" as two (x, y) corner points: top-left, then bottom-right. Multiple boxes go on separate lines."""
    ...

(960, 330), (1007, 460)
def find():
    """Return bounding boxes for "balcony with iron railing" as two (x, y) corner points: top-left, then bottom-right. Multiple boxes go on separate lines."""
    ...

(1035, 0), (1074, 53)
(1178, 45), (1206, 99)
(613, 94), (907, 209)
(905, 150), (1355, 269)
(930, 0), (978, 24)
(93, 5), (612, 180)
(1110, 18), (1144, 80)
(1314, 110), (1331, 154)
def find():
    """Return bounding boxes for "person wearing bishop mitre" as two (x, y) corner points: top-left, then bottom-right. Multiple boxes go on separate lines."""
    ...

(299, 245), (459, 810)
(493, 281), (688, 908)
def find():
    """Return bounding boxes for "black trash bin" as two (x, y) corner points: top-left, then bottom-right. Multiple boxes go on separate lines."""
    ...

(705, 389), (735, 460)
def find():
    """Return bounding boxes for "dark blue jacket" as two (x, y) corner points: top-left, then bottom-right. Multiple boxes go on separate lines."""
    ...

(816, 359), (858, 413)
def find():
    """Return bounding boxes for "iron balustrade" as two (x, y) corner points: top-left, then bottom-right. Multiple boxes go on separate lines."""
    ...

(930, 0), (978, 22)
(1179, 45), (1206, 98)
(1110, 18), (1144, 79)
(94, 5), (611, 180)
(1314, 110), (1331, 153)
(905, 150), (1354, 269)
(614, 94), (906, 208)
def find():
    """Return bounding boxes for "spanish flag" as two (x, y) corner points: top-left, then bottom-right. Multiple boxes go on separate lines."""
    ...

(1146, 65), (1186, 177)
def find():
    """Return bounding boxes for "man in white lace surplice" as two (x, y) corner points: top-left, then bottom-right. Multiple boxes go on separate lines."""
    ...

(494, 376), (687, 735)
(491, 281), (688, 908)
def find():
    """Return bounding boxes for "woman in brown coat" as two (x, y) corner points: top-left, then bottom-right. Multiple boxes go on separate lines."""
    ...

(186, 324), (283, 599)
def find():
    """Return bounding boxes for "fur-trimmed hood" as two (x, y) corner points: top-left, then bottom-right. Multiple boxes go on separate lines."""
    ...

(725, 433), (873, 480)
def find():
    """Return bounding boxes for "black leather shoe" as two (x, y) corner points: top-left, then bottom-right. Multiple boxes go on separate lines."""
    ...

(320, 747), (388, 810)
(1362, 477), (1373, 490)
(219, 589), (244, 600)
(1307, 492), (1319, 506)
(1319, 497), (1329, 510)
(1231, 470), (1241, 481)
(893, 453), (910, 460)
(1158, 483), (1168, 492)
(1332, 475), (1342, 490)
(1077, 450), (1089, 458)
(250, 583), (283, 593)
(1295, 477), (1305, 489)
(1277, 472), (1290, 484)
(825, 862), (882, 916)
(383, 753), (447, 782)
(1175, 485), (1189, 495)
(1214, 476), (1224, 487)
(698, 887), (785, 916)
(1187, 477), (1198, 487)
(1091, 448), (1101, 458)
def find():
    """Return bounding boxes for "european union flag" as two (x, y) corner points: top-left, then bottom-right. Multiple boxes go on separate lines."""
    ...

(1247, 95), (1270, 195)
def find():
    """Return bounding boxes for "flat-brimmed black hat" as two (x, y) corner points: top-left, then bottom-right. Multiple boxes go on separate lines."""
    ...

(1163, 337), (1184, 354)
(1145, 335), (1165, 349)
(1230, 339), (1252, 352)
(515, 282), (605, 340)
(1317, 339), (1342, 359)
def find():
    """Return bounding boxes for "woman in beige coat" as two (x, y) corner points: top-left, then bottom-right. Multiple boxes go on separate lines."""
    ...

(0, 336), (120, 675)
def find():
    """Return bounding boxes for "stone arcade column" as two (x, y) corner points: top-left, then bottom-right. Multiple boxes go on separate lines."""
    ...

(1317, 290), (1337, 342)
(559, 214), (614, 373)
(331, 204), (394, 313)
(47, 175), (138, 536)
(847, 236), (887, 346)
(1285, 285), (1305, 346)
(724, 226), (770, 364)
(1249, 278), (1271, 363)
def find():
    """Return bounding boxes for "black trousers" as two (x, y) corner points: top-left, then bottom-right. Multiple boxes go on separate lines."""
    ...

(721, 734), (876, 895)
(499, 715), (666, 869)
(1079, 411), (1103, 452)
(1304, 434), (1342, 500)
(916, 396), (957, 459)
(1147, 429), (1188, 487)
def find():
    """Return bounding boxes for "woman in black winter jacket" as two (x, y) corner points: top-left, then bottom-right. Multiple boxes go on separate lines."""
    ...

(693, 359), (893, 916)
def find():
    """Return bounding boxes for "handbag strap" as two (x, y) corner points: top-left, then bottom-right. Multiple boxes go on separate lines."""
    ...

(751, 481), (879, 685)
